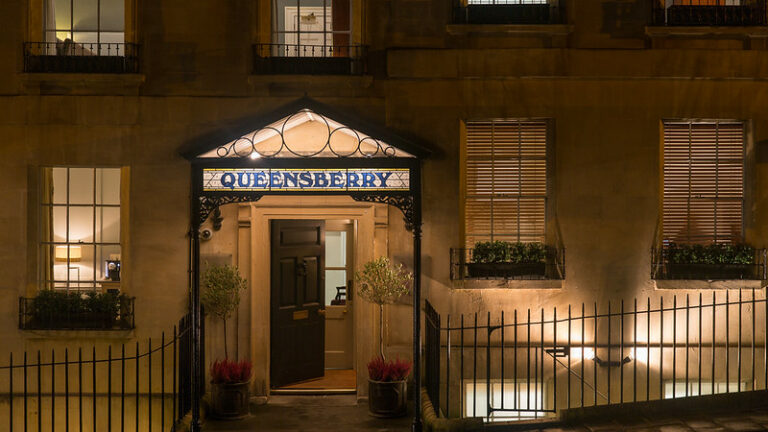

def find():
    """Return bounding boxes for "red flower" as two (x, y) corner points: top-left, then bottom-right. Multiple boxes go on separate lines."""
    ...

(367, 356), (412, 382)
(210, 358), (252, 384)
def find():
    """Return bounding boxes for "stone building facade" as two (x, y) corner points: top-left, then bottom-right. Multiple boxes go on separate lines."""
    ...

(1, 0), (768, 428)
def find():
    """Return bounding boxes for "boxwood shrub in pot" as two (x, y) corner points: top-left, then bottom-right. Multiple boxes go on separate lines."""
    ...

(200, 263), (249, 419)
(468, 241), (547, 278)
(355, 257), (413, 417)
(666, 243), (756, 280)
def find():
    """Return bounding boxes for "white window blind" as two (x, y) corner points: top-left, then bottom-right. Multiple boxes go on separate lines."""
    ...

(464, 120), (547, 247)
(662, 120), (744, 243)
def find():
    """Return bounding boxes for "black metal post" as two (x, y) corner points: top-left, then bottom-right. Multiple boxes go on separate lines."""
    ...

(190, 168), (203, 432)
(411, 173), (423, 432)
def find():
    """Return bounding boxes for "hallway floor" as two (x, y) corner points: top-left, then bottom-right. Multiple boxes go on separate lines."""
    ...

(203, 395), (412, 432)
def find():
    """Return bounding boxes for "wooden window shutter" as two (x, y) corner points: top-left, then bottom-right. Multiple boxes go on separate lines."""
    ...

(662, 120), (744, 244)
(464, 119), (547, 248)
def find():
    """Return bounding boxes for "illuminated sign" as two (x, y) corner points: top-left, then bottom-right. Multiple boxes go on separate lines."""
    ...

(203, 168), (410, 192)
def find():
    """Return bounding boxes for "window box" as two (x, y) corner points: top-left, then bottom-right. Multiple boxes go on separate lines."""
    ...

(19, 292), (135, 331)
(24, 42), (140, 74)
(451, 244), (565, 281)
(467, 262), (546, 278)
(651, 244), (767, 281)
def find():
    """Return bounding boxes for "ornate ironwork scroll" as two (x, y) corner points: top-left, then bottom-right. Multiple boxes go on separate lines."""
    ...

(353, 195), (416, 231)
(214, 109), (400, 159)
(199, 195), (261, 224)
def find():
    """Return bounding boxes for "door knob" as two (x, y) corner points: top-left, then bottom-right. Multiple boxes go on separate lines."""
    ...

(318, 309), (326, 317)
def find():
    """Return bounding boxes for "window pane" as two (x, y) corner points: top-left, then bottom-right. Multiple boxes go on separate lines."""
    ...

(100, 0), (125, 32)
(74, 244), (95, 285)
(69, 206), (94, 242)
(96, 168), (121, 205)
(50, 0), (73, 31)
(71, 32), (99, 47)
(52, 167), (68, 204)
(68, 168), (94, 204)
(96, 206), (120, 243)
(96, 245), (121, 281)
(52, 206), (68, 242)
(325, 231), (346, 267)
(73, 0), (98, 31)
(98, 32), (125, 45)
(325, 269), (346, 305)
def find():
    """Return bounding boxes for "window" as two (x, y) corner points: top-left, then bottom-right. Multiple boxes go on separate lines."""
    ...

(271, 0), (351, 57)
(652, 0), (766, 26)
(40, 167), (122, 291)
(453, 0), (562, 25)
(463, 120), (547, 248)
(662, 120), (745, 244)
(465, 380), (548, 421)
(44, 0), (125, 49)
(324, 229), (349, 305)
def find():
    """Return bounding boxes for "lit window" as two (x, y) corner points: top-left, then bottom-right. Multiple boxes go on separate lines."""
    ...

(463, 120), (548, 247)
(664, 380), (746, 398)
(465, 380), (549, 421)
(271, 0), (352, 57)
(40, 167), (122, 291)
(324, 230), (348, 305)
(43, 0), (125, 51)
(662, 120), (745, 244)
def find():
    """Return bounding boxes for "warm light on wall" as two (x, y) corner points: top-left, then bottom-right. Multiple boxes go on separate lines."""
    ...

(569, 347), (596, 360)
(629, 347), (649, 363)
(55, 245), (82, 262)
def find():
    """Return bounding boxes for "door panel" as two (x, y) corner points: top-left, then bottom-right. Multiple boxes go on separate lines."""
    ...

(270, 220), (325, 388)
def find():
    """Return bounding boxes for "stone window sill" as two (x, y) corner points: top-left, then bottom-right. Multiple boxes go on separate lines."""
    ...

(645, 26), (768, 49)
(654, 279), (764, 290)
(453, 279), (563, 290)
(21, 73), (145, 95)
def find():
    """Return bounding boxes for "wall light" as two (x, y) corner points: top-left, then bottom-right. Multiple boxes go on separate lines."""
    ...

(249, 151), (261, 160)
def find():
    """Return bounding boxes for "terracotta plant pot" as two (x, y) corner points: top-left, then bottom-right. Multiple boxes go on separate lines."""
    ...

(210, 381), (250, 419)
(368, 379), (407, 418)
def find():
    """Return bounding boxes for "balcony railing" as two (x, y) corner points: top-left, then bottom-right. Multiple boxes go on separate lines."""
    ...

(652, 1), (767, 26)
(450, 246), (565, 280)
(252, 44), (366, 75)
(452, 0), (565, 25)
(651, 246), (768, 280)
(19, 293), (135, 330)
(24, 42), (140, 74)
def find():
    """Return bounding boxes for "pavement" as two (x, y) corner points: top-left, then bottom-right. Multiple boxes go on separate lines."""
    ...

(203, 395), (413, 432)
(545, 409), (768, 432)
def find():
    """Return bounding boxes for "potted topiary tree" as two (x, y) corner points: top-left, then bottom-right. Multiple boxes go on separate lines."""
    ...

(356, 256), (413, 417)
(200, 263), (250, 419)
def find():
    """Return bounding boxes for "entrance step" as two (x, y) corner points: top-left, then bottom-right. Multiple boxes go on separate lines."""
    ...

(267, 394), (358, 406)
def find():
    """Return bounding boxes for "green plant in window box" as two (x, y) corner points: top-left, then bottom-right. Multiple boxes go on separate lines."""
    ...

(666, 243), (756, 280)
(469, 241), (547, 278)
(29, 290), (129, 329)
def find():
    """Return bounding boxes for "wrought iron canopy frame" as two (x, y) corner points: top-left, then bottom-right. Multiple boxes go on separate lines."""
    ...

(191, 156), (421, 229)
(187, 155), (425, 432)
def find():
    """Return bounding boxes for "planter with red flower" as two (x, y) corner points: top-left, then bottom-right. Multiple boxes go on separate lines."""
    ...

(367, 356), (412, 417)
(210, 359), (252, 419)
(356, 257), (413, 417)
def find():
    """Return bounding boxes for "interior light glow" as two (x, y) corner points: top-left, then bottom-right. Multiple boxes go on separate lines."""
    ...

(570, 347), (596, 361)
(630, 347), (649, 363)
(583, 347), (595, 361)
(249, 151), (261, 160)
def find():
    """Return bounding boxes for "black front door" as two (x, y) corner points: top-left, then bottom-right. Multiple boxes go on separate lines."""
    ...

(270, 220), (325, 388)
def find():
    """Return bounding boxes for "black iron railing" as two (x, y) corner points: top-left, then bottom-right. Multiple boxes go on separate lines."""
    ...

(252, 44), (366, 75)
(450, 246), (565, 280)
(651, 247), (767, 280)
(24, 42), (140, 73)
(652, 0), (767, 26)
(425, 290), (768, 421)
(1, 312), (193, 432)
(19, 295), (136, 330)
(452, 0), (565, 25)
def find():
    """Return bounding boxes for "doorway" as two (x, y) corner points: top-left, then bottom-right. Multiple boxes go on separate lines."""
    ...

(270, 218), (356, 394)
